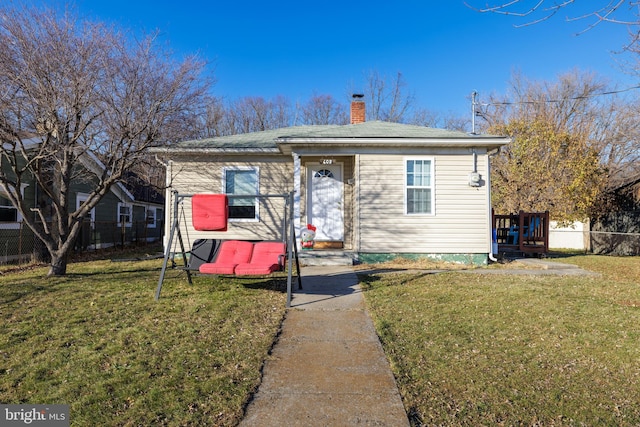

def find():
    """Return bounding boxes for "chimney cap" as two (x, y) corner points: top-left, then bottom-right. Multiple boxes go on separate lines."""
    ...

(352, 93), (364, 99)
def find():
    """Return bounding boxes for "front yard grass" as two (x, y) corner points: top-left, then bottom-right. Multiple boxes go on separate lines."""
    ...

(0, 253), (287, 426)
(360, 254), (640, 426)
(3, 249), (640, 426)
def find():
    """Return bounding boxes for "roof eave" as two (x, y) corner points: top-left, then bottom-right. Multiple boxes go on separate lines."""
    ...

(149, 147), (282, 155)
(275, 137), (511, 154)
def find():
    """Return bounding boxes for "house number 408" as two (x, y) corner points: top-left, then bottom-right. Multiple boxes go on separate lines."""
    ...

(321, 159), (333, 165)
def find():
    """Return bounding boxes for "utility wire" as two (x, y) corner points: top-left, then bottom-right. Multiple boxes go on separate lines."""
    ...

(477, 84), (640, 108)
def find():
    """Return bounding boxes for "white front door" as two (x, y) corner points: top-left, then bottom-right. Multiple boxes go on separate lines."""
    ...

(307, 164), (344, 241)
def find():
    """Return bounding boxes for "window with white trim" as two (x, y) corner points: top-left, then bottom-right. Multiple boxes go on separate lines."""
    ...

(117, 202), (132, 227)
(76, 193), (96, 228)
(0, 185), (27, 229)
(0, 194), (18, 222)
(405, 158), (434, 215)
(223, 167), (259, 221)
(146, 207), (157, 228)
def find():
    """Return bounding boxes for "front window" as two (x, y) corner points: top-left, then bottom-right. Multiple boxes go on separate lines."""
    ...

(118, 203), (132, 227)
(0, 194), (17, 222)
(405, 158), (434, 215)
(0, 185), (27, 228)
(76, 193), (95, 228)
(146, 207), (157, 228)
(224, 167), (259, 221)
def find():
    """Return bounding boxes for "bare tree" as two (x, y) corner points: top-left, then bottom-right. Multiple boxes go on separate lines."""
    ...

(298, 94), (348, 125)
(195, 70), (425, 135)
(360, 70), (415, 123)
(407, 108), (441, 128)
(466, 1), (640, 48)
(226, 96), (292, 134)
(466, 1), (638, 28)
(194, 96), (229, 138)
(441, 114), (473, 132)
(0, 4), (209, 275)
(407, 107), (471, 132)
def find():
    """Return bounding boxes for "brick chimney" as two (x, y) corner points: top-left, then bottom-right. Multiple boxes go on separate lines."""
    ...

(350, 94), (365, 124)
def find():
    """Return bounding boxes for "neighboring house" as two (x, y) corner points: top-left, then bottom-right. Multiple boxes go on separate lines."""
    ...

(0, 137), (164, 261)
(152, 99), (511, 265)
(591, 175), (640, 255)
(73, 168), (165, 250)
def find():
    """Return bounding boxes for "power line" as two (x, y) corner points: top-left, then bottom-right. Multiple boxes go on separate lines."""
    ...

(476, 84), (640, 108)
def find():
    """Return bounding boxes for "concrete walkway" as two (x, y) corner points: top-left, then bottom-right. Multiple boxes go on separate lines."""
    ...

(239, 266), (410, 427)
(463, 257), (601, 276)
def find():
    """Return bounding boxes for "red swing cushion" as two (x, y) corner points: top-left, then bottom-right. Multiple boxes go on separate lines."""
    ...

(199, 240), (254, 275)
(192, 194), (228, 232)
(235, 242), (286, 276)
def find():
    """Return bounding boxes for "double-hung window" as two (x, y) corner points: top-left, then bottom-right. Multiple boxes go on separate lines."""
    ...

(146, 207), (156, 227)
(0, 194), (18, 222)
(405, 158), (434, 215)
(117, 202), (132, 227)
(224, 167), (259, 221)
(76, 193), (96, 228)
(0, 184), (27, 228)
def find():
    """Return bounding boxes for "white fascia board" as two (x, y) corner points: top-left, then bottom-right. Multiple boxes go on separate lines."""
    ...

(276, 137), (511, 154)
(149, 147), (282, 155)
(277, 136), (510, 146)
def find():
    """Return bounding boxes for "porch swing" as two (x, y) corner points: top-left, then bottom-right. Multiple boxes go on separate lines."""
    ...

(154, 190), (302, 307)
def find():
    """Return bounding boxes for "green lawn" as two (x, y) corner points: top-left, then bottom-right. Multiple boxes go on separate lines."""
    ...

(3, 250), (640, 426)
(360, 255), (640, 426)
(0, 251), (287, 426)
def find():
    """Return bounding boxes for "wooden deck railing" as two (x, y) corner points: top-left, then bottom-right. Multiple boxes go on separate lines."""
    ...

(493, 210), (549, 255)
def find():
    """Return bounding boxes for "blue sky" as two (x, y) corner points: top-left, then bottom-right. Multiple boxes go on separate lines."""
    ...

(31, 1), (639, 118)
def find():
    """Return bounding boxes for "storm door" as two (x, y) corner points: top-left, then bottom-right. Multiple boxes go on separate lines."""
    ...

(307, 164), (344, 241)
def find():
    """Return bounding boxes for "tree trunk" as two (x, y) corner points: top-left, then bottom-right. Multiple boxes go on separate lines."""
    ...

(48, 252), (68, 276)
(33, 237), (51, 264)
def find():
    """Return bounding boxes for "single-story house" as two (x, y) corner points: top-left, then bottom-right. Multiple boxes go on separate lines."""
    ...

(152, 99), (511, 265)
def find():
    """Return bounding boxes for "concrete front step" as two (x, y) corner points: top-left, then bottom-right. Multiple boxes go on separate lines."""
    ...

(297, 250), (357, 266)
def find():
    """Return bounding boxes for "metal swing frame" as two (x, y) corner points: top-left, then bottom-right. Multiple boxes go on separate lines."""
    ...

(155, 190), (302, 306)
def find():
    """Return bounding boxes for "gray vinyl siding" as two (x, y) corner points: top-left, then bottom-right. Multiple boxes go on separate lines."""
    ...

(166, 155), (293, 245)
(357, 152), (490, 254)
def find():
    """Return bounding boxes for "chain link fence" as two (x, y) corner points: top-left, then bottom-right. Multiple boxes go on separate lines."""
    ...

(589, 231), (640, 256)
(0, 223), (36, 264)
(0, 220), (164, 266)
(591, 210), (640, 256)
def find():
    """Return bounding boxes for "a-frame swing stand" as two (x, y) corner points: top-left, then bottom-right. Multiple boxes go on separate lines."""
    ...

(155, 191), (302, 307)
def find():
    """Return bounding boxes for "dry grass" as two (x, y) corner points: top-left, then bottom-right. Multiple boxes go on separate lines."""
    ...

(360, 254), (640, 426)
(0, 254), (287, 426)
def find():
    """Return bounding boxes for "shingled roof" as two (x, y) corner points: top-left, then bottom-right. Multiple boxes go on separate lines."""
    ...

(154, 121), (509, 154)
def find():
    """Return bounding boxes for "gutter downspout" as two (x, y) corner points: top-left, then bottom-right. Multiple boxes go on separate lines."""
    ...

(487, 148), (499, 262)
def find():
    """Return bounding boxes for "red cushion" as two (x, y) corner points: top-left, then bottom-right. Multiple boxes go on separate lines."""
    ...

(234, 263), (280, 275)
(198, 240), (253, 275)
(199, 263), (238, 275)
(192, 194), (228, 231)
(235, 242), (285, 276)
